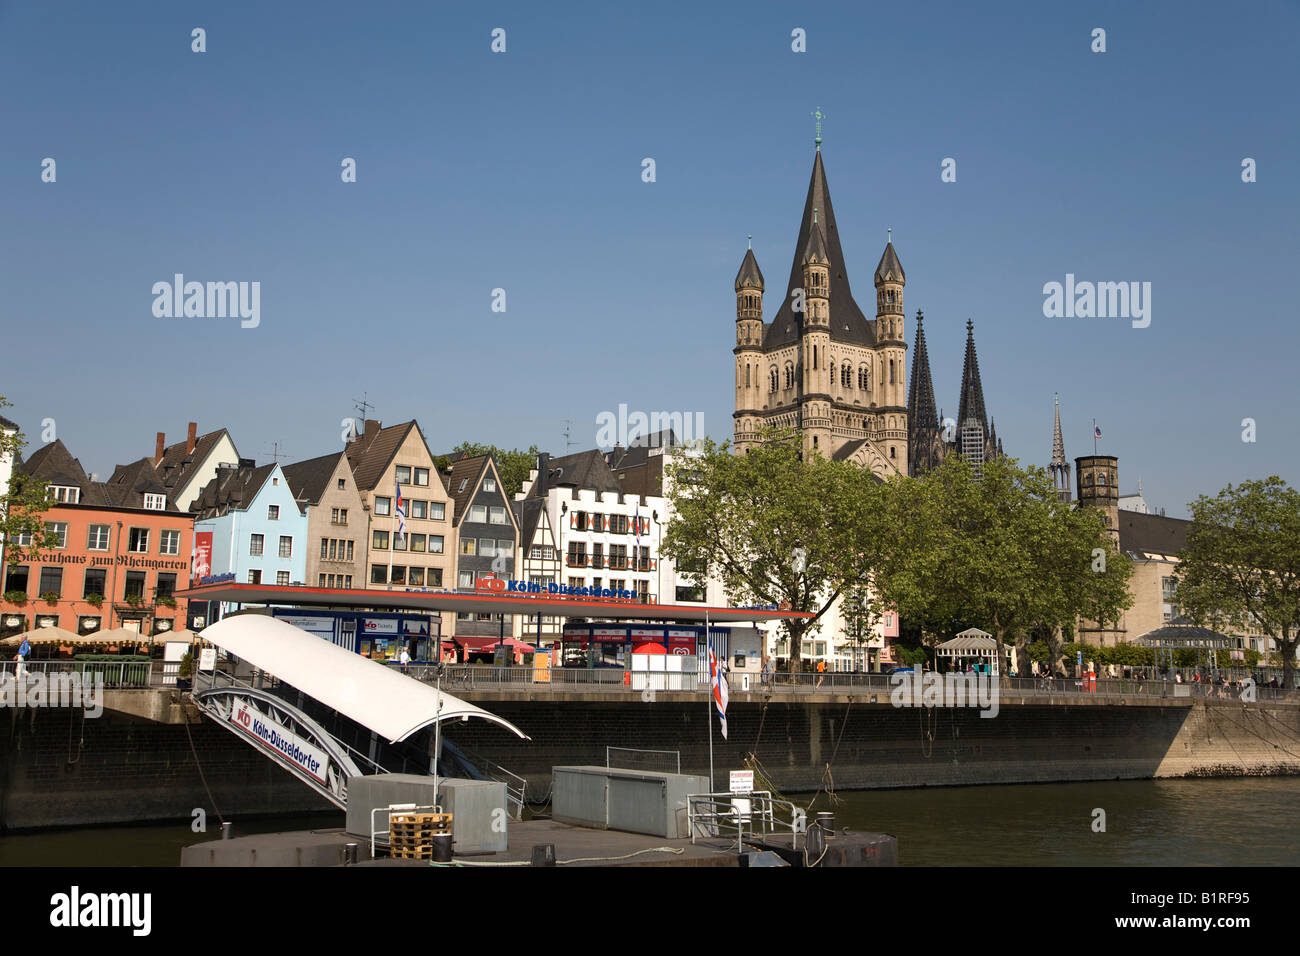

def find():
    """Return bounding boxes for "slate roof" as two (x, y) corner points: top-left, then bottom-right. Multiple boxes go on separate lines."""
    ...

(20, 440), (89, 487)
(874, 241), (905, 284)
(604, 429), (680, 473)
(191, 463), (280, 519)
(511, 498), (547, 547)
(283, 452), (346, 506)
(734, 248), (764, 292)
(154, 427), (237, 498)
(764, 150), (877, 351)
(345, 421), (418, 492)
(1118, 511), (1190, 558)
(447, 455), (491, 527)
(530, 449), (624, 498)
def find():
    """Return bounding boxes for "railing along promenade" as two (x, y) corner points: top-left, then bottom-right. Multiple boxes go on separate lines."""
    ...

(0, 658), (156, 689)
(390, 663), (1299, 703)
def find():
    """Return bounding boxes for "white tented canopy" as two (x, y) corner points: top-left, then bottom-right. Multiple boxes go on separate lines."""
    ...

(200, 615), (529, 743)
(935, 628), (1003, 673)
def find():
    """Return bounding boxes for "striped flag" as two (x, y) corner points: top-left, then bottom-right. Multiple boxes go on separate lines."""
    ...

(395, 480), (406, 541)
(709, 637), (729, 739)
(1094, 425), (1102, 439)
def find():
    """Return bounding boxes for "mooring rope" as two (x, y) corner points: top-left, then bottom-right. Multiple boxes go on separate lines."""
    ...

(183, 707), (225, 826)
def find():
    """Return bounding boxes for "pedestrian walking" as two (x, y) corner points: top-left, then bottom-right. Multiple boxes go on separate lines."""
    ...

(815, 658), (826, 689)
(399, 646), (411, 674)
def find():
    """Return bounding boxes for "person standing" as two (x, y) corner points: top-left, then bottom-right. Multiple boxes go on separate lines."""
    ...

(399, 646), (411, 675)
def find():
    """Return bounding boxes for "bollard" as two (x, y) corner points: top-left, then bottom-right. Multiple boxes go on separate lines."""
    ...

(531, 844), (556, 867)
(344, 843), (358, 865)
(221, 821), (232, 841)
(815, 811), (835, 839)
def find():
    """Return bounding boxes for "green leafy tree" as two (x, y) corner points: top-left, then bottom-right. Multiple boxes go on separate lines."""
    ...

(1174, 477), (1300, 687)
(0, 397), (54, 572)
(436, 442), (540, 500)
(661, 427), (888, 666)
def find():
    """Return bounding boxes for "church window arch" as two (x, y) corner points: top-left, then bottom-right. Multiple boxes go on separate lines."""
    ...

(745, 364), (751, 387)
(889, 359), (895, 384)
(859, 366), (870, 390)
(770, 367), (778, 392)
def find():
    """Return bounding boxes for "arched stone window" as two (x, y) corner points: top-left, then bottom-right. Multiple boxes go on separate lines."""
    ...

(770, 367), (778, 392)
(745, 364), (751, 387)
(859, 366), (870, 390)
(889, 360), (895, 384)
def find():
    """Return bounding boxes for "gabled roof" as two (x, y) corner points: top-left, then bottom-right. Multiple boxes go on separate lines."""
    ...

(345, 421), (422, 492)
(604, 429), (680, 473)
(20, 440), (88, 487)
(446, 454), (492, 526)
(530, 448), (624, 498)
(155, 427), (237, 495)
(191, 463), (281, 519)
(283, 451), (347, 506)
(764, 149), (877, 351)
(0, 415), (19, 431)
(1119, 511), (1190, 558)
(91, 456), (173, 509)
(511, 498), (549, 547)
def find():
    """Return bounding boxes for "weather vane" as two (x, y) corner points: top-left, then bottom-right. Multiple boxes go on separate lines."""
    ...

(812, 107), (825, 148)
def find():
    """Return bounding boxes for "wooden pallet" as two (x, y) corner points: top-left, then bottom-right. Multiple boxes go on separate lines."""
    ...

(390, 845), (434, 860)
(391, 812), (452, 827)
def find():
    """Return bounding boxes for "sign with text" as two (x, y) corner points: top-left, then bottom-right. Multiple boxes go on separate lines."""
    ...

(228, 696), (330, 785)
(729, 770), (754, 794)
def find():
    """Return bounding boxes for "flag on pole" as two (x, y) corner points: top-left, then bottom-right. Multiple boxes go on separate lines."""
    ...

(1094, 425), (1102, 439)
(395, 480), (406, 542)
(634, 501), (640, 545)
(709, 637), (729, 739)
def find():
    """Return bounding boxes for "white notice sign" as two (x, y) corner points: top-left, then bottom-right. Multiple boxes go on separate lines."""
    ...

(729, 770), (754, 794)
(198, 648), (216, 672)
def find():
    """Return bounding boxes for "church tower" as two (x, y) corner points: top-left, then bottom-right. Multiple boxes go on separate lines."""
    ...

(874, 240), (908, 469)
(1049, 394), (1071, 503)
(956, 319), (997, 477)
(800, 211), (832, 457)
(733, 240), (765, 455)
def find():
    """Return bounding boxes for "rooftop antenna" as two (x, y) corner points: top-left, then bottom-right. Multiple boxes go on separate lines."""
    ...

(265, 441), (289, 464)
(562, 419), (574, 454)
(353, 392), (374, 421)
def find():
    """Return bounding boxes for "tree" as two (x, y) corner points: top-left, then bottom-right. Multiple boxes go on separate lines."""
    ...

(1174, 477), (1300, 687)
(872, 454), (1132, 674)
(0, 397), (54, 571)
(661, 428), (888, 667)
(434, 442), (540, 500)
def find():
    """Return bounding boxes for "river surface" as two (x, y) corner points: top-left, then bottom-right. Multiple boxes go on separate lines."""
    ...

(0, 777), (1295, 866)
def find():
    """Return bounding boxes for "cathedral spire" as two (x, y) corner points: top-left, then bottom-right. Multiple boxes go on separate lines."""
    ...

(907, 309), (941, 477)
(956, 318), (988, 432)
(1050, 393), (1071, 502)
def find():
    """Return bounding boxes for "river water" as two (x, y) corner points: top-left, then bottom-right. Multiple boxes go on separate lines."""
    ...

(0, 777), (1295, 866)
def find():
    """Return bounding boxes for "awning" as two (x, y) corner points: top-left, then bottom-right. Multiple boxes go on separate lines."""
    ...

(200, 615), (529, 743)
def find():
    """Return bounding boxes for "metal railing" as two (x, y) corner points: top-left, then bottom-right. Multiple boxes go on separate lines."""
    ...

(606, 746), (681, 775)
(0, 659), (155, 688)
(687, 791), (805, 852)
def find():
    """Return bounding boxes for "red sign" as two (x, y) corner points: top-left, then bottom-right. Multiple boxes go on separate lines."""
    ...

(475, 577), (505, 593)
(191, 531), (213, 587)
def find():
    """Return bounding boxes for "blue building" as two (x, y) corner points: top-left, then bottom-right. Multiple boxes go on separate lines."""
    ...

(192, 461), (308, 618)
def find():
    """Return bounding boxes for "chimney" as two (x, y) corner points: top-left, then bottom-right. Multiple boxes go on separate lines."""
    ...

(155, 432), (166, 464)
(536, 453), (551, 495)
(364, 419), (381, 438)
(187, 422), (198, 455)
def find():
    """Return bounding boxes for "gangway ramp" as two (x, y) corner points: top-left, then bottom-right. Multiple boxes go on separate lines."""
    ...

(191, 615), (529, 810)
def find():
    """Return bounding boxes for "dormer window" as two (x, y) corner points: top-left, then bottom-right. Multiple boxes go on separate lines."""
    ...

(144, 493), (166, 510)
(48, 485), (80, 504)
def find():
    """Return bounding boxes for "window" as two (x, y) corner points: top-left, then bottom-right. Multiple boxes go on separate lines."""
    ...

(408, 567), (425, 586)
(346, 540), (355, 560)
(49, 485), (80, 504)
(395, 466), (411, 485)
(428, 535), (444, 554)
(278, 536), (292, 558)
(45, 522), (68, 549)
(427, 569), (441, 588)
(573, 511), (588, 532)
(248, 569), (262, 585)
(332, 507), (348, 525)
(5, 566), (28, 595)
(484, 478), (496, 493)
(676, 584), (705, 603)
(392, 533), (407, 551)
(530, 545), (556, 560)
(156, 573), (177, 599)
(568, 576), (583, 589)
(610, 544), (627, 569)
(390, 566), (406, 585)
(497, 539), (512, 555)
(429, 502), (445, 521)
(841, 364), (852, 387)
(489, 506), (507, 525)
(409, 533), (426, 553)
(460, 538), (476, 555)
(770, 367), (778, 392)
(414, 468), (429, 487)
(160, 529), (180, 555)
(82, 569), (106, 599)
(372, 531), (389, 550)
(128, 528), (150, 553)
(479, 538), (496, 556)
(249, 534), (264, 556)
(337, 478), (346, 490)
(469, 505), (487, 523)
(591, 543), (604, 568)
(410, 500), (427, 520)
(889, 359), (895, 384)
(87, 524), (110, 550)
(859, 367), (870, 390)
(567, 542), (586, 566)
(458, 571), (476, 589)
(344, 575), (353, 588)
(144, 493), (166, 510)
(267, 505), (279, 520)
(38, 567), (63, 598)
(277, 571), (290, 586)
(124, 570), (146, 599)
(319, 574), (326, 587)
(374, 497), (391, 516)
(321, 538), (329, 559)
(371, 566), (388, 585)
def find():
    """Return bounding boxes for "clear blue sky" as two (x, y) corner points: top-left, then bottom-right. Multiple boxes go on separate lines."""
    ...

(2, 0), (1296, 517)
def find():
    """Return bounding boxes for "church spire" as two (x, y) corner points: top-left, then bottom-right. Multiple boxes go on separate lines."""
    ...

(907, 310), (941, 477)
(1050, 393), (1071, 502)
(956, 318), (988, 433)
